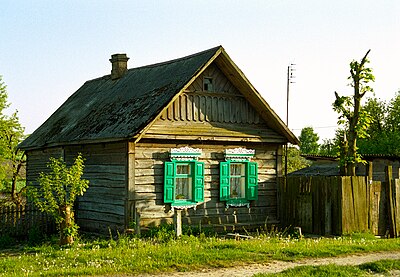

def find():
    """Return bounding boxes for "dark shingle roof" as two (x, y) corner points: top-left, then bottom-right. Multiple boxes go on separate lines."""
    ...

(19, 46), (220, 150)
(288, 164), (340, 176)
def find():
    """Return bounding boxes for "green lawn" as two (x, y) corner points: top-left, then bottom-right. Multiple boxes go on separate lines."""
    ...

(0, 231), (399, 276)
(255, 259), (400, 276)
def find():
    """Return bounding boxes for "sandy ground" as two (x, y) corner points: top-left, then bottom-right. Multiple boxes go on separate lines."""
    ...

(137, 251), (400, 277)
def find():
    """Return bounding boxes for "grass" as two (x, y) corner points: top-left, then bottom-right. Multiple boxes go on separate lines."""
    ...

(255, 259), (400, 276)
(0, 229), (399, 276)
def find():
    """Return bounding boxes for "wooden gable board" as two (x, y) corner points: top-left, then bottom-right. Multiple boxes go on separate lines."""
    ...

(143, 62), (285, 143)
(214, 50), (298, 144)
(137, 47), (298, 144)
(132, 47), (222, 143)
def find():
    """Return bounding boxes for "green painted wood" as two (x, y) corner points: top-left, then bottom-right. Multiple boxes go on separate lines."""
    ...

(163, 161), (175, 203)
(219, 162), (230, 201)
(194, 162), (205, 202)
(246, 162), (258, 200)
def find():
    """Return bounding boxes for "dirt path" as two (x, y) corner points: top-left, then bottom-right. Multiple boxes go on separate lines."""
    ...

(140, 251), (400, 277)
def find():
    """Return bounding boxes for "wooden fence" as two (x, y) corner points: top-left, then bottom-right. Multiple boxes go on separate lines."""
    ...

(278, 170), (400, 237)
(0, 204), (56, 238)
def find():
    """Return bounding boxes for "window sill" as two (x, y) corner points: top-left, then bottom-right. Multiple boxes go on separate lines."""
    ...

(171, 201), (198, 211)
(225, 199), (250, 209)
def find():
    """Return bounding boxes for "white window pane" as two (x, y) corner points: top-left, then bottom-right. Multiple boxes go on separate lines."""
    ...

(230, 163), (245, 176)
(177, 164), (191, 175)
(230, 177), (245, 198)
(175, 177), (192, 200)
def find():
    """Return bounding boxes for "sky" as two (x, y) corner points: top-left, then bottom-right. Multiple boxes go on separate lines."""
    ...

(0, 1), (399, 142)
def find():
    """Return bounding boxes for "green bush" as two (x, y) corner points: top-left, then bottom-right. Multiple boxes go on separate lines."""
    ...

(0, 233), (16, 249)
(27, 224), (45, 246)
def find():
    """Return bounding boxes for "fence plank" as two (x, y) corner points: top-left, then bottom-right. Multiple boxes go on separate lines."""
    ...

(385, 166), (397, 237)
(355, 176), (369, 232)
(281, 175), (381, 236)
(395, 179), (400, 237)
(0, 204), (56, 238)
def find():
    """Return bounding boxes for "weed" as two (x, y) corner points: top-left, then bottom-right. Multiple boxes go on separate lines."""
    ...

(0, 231), (399, 276)
(142, 224), (176, 242)
(359, 259), (400, 273)
(255, 264), (366, 276)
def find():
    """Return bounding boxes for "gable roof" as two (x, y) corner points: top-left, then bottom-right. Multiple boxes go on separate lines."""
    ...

(19, 46), (298, 150)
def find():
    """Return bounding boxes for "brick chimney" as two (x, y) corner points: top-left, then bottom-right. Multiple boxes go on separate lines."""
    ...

(109, 53), (129, 80)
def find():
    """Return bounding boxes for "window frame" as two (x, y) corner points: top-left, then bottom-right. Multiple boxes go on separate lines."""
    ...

(203, 77), (214, 92)
(220, 148), (258, 208)
(164, 148), (204, 208)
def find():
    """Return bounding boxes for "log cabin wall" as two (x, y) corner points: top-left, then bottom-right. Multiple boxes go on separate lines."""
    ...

(63, 142), (128, 234)
(134, 62), (286, 230)
(133, 140), (281, 230)
(26, 147), (64, 187)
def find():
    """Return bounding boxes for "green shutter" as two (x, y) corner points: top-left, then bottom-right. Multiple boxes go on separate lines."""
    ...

(246, 162), (258, 200)
(164, 161), (175, 203)
(193, 161), (204, 202)
(220, 161), (230, 201)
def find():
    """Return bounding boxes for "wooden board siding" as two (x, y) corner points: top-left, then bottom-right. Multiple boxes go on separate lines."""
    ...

(26, 147), (64, 186)
(63, 142), (128, 234)
(145, 62), (285, 143)
(187, 63), (243, 97)
(133, 141), (280, 230)
(146, 121), (284, 143)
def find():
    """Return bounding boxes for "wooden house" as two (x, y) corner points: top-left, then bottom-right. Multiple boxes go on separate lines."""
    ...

(19, 46), (299, 234)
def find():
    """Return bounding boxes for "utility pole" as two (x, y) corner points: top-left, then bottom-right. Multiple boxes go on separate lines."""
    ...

(285, 64), (295, 177)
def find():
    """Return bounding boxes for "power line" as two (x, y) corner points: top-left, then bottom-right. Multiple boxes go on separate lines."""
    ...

(291, 125), (337, 131)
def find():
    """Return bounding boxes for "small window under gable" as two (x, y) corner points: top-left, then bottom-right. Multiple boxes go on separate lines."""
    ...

(164, 146), (204, 210)
(203, 77), (214, 92)
(220, 148), (258, 208)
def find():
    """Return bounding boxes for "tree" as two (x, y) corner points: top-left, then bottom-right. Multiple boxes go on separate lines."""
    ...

(299, 127), (320, 154)
(319, 138), (338, 156)
(284, 146), (311, 174)
(0, 76), (26, 203)
(333, 50), (374, 176)
(357, 92), (400, 155)
(29, 154), (89, 245)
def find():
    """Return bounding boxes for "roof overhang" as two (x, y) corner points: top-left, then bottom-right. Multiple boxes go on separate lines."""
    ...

(213, 48), (299, 145)
(134, 46), (299, 145)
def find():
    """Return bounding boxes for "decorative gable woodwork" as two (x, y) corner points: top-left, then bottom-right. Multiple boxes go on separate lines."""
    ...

(146, 62), (285, 143)
(159, 63), (261, 124)
(187, 63), (242, 96)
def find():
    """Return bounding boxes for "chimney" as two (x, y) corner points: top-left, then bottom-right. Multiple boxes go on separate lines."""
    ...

(109, 53), (129, 80)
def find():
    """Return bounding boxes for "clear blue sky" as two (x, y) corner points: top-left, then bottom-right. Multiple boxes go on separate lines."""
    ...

(1, 1), (399, 141)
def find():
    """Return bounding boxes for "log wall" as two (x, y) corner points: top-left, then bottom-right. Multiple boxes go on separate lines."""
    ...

(64, 142), (128, 234)
(132, 140), (281, 231)
(26, 147), (64, 184)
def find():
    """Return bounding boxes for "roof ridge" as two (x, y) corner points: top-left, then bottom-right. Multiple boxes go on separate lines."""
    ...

(84, 46), (222, 84)
(128, 45), (222, 71)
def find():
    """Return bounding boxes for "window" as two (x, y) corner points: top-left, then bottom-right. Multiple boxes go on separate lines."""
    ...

(220, 148), (258, 207)
(230, 163), (246, 199)
(203, 77), (214, 92)
(175, 163), (192, 200)
(164, 147), (204, 207)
